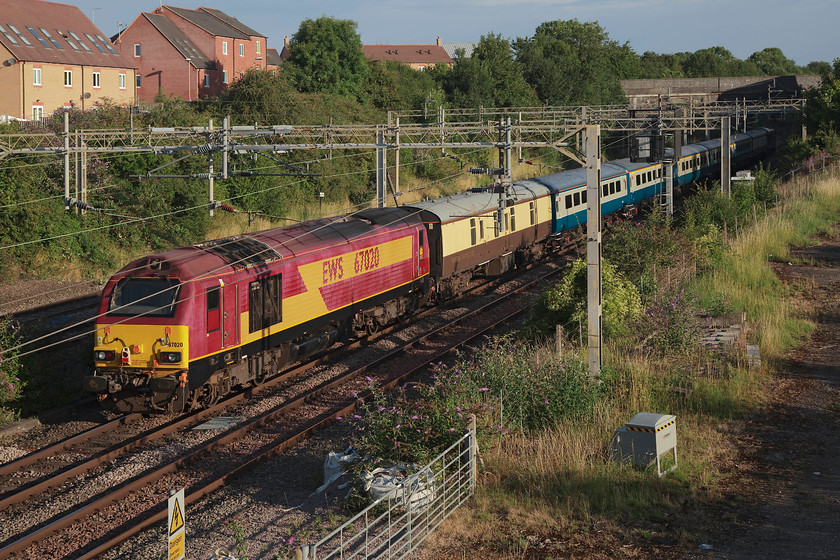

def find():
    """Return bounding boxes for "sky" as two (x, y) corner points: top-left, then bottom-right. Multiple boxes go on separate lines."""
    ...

(65, 0), (837, 68)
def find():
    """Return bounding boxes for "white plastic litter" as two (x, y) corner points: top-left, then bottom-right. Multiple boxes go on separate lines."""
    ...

(364, 463), (436, 512)
(317, 447), (357, 493)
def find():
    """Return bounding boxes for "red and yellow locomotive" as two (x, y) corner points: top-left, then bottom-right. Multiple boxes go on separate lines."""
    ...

(84, 208), (430, 412)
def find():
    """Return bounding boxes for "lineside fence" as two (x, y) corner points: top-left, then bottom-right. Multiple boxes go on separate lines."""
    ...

(298, 423), (477, 560)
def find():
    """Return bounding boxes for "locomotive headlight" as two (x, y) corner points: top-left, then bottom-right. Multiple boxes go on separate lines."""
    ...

(159, 351), (182, 363)
(94, 350), (116, 361)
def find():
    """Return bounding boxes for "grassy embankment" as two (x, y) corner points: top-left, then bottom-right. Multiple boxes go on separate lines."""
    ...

(414, 170), (840, 557)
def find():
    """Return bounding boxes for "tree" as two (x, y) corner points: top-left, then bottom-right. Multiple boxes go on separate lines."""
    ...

(805, 61), (832, 75)
(363, 60), (442, 112)
(283, 16), (369, 101)
(747, 48), (801, 75)
(216, 69), (297, 124)
(683, 46), (759, 77)
(443, 33), (537, 108)
(803, 58), (840, 136)
(514, 20), (638, 106)
(638, 51), (687, 79)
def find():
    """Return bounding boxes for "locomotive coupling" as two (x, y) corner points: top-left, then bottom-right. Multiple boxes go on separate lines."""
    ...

(83, 375), (108, 394)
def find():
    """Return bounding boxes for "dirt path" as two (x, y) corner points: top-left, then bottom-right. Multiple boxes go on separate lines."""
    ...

(684, 233), (840, 559)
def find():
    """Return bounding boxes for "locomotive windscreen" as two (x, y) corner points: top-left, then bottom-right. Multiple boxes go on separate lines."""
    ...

(108, 277), (181, 317)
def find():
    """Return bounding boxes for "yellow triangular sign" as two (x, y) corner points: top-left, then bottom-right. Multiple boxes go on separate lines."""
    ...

(169, 497), (184, 536)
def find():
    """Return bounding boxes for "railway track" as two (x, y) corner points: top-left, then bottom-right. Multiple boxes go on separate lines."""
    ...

(0, 261), (564, 560)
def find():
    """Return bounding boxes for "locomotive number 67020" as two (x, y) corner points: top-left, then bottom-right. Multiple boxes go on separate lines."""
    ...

(354, 247), (380, 274)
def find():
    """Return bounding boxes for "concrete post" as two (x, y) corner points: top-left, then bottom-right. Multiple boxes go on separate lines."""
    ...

(585, 124), (602, 382)
(722, 117), (731, 198)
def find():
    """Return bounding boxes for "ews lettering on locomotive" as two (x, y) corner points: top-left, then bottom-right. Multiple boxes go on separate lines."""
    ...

(322, 257), (344, 285)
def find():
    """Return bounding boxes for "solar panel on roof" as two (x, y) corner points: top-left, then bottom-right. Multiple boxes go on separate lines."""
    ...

(197, 236), (282, 268)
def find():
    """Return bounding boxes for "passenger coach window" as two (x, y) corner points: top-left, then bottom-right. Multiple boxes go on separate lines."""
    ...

(636, 175), (641, 186)
(207, 286), (221, 333)
(565, 194), (572, 210)
(510, 207), (516, 231)
(480, 220), (485, 239)
(249, 275), (282, 333)
(573, 192), (580, 207)
(529, 202), (535, 225)
(470, 218), (477, 246)
(602, 183), (609, 197)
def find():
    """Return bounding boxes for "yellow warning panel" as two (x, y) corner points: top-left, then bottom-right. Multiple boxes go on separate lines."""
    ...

(167, 489), (185, 560)
(168, 532), (184, 560)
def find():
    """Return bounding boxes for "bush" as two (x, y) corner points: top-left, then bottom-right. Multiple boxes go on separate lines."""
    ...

(0, 317), (24, 424)
(526, 258), (642, 342)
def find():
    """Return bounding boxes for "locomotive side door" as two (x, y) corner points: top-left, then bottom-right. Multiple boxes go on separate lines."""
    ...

(222, 283), (239, 348)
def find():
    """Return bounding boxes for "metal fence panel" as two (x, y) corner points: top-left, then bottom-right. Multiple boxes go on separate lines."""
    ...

(301, 427), (476, 560)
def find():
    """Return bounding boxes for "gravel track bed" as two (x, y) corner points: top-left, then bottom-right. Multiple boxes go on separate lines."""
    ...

(4, 262), (559, 559)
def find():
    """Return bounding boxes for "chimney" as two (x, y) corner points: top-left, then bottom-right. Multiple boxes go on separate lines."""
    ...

(436, 36), (442, 46)
(284, 36), (290, 46)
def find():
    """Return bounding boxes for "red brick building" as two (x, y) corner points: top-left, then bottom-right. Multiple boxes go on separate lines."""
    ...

(0, 0), (136, 120)
(112, 5), (268, 102)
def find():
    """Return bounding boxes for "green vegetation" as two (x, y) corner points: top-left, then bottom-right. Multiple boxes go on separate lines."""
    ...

(342, 157), (840, 553)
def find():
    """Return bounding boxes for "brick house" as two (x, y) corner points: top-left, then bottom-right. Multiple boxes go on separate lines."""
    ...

(112, 5), (268, 102)
(362, 37), (453, 70)
(0, 0), (136, 120)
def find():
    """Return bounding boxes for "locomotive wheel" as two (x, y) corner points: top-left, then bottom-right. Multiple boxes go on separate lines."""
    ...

(189, 384), (220, 409)
(366, 321), (379, 335)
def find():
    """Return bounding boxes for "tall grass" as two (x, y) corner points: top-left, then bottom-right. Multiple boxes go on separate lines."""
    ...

(419, 171), (840, 557)
(694, 175), (840, 361)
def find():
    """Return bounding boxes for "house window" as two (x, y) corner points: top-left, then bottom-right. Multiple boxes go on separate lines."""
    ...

(222, 70), (228, 83)
(239, 72), (243, 79)
(32, 67), (41, 86)
(64, 70), (72, 87)
(222, 41), (227, 55)
(133, 43), (141, 57)
(69, 31), (89, 51)
(136, 74), (141, 88)
(0, 24), (19, 45)
(92, 72), (100, 88)
(31, 106), (44, 120)
(256, 40), (260, 54)
(203, 74), (209, 88)
(119, 73), (126, 89)
(26, 26), (50, 48)
(239, 43), (244, 56)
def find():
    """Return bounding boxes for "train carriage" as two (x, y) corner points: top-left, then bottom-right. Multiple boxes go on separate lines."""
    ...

(405, 182), (552, 299)
(85, 207), (430, 412)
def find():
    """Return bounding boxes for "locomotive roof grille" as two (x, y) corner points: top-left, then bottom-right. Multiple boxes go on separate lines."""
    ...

(197, 236), (282, 268)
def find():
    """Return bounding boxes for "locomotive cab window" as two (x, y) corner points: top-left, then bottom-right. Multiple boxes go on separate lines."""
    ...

(206, 286), (221, 333)
(249, 275), (282, 333)
(108, 277), (180, 317)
